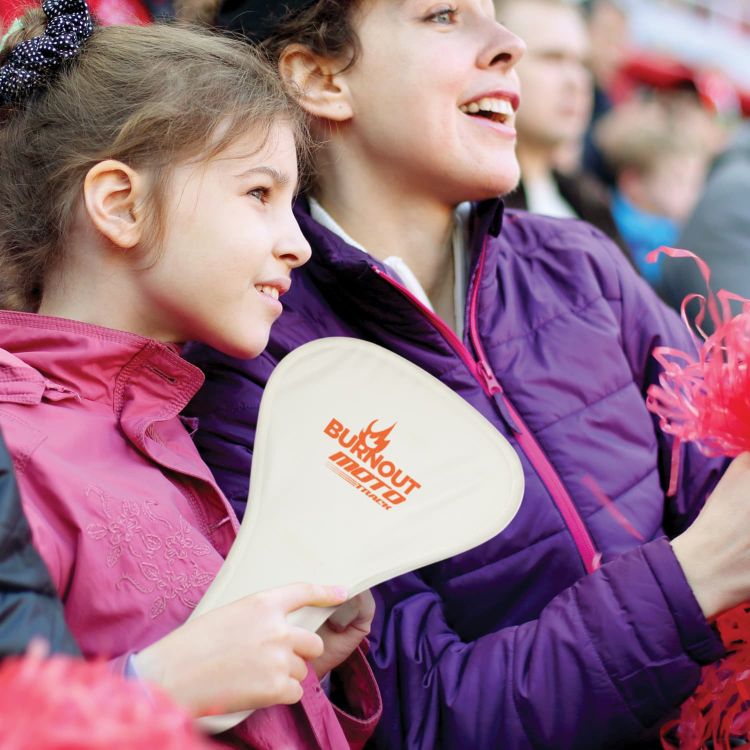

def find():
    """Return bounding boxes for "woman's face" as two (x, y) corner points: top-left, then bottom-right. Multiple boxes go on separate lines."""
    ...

(338, 0), (525, 204)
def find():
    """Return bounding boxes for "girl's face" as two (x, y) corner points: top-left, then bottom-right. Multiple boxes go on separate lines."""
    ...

(138, 122), (310, 358)
(338, 0), (525, 203)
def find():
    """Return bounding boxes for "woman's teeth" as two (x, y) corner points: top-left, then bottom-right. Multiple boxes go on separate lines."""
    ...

(256, 284), (279, 300)
(459, 97), (514, 122)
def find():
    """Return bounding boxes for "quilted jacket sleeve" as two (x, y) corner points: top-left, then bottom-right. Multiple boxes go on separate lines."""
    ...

(368, 536), (722, 749)
(0, 428), (79, 658)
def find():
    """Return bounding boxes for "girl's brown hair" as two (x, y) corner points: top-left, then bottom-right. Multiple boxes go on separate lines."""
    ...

(0, 15), (309, 311)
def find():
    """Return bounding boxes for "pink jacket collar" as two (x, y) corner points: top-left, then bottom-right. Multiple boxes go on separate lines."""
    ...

(0, 312), (204, 421)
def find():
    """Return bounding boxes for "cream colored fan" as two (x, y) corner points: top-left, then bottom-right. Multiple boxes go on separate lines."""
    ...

(192, 338), (524, 732)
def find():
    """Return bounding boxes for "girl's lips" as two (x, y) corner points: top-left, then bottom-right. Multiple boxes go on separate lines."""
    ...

(255, 277), (291, 297)
(254, 278), (289, 313)
(256, 286), (284, 313)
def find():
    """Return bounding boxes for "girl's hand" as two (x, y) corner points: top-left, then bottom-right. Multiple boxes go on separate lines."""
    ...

(672, 452), (750, 619)
(134, 583), (348, 717)
(312, 590), (376, 679)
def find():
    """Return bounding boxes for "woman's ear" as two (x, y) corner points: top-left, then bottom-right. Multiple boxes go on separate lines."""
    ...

(83, 160), (149, 250)
(279, 43), (354, 122)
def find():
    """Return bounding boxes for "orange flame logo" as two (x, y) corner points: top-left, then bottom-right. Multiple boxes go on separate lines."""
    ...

(354, 420), (395, 461)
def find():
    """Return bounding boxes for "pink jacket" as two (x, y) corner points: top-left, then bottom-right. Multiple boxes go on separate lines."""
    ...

(0, 311), (380, 749)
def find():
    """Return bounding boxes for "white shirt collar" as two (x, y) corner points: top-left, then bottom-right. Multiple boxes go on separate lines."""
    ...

(308, 197), (472, 339)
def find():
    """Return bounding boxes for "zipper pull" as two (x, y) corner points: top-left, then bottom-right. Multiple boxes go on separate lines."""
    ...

(477, 359), (501, 393)
(477, 360), (520, 434)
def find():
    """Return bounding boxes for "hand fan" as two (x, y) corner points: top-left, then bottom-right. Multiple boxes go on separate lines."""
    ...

(192, 338), (524, 732)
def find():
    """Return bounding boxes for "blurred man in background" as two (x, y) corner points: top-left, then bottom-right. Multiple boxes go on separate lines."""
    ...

(498, 0), (628, 255)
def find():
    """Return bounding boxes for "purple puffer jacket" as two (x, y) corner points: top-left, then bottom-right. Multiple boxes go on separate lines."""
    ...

(185, 200), (727, 750)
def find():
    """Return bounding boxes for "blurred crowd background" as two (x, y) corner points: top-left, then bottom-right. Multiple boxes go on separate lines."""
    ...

(500, 0), (750, 320)
(1, 0), (749, 318)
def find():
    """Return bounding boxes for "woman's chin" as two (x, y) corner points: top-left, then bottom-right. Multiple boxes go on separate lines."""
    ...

(450, 159), (521, 204)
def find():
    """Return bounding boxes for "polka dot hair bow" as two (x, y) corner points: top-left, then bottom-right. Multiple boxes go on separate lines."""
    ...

(0, 0), (93, 106)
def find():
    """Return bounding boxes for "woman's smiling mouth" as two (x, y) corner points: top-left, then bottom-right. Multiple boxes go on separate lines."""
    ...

(459, 95), (515, 124)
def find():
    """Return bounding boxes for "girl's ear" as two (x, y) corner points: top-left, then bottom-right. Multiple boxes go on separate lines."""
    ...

(279, 44), (354, 122)
(83, 160), (149, 249)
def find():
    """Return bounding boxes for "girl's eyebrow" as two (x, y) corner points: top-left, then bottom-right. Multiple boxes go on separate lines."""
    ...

(235, 165), (293, 187)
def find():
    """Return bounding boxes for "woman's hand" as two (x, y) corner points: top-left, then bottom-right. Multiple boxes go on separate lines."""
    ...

(134, 582), (348, 717)
(672, 452), (750, 619)
(312, 590), (376, 679)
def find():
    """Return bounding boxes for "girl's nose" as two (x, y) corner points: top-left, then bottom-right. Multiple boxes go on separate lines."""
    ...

(275, 217), (312, 269)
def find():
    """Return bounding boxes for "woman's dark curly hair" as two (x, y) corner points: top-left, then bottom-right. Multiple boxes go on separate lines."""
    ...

(263, 0), (361, 68)
(178, 0), (362, 69)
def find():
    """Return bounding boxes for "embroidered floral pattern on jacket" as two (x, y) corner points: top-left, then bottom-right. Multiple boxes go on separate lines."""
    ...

(85, 484), (214, 619)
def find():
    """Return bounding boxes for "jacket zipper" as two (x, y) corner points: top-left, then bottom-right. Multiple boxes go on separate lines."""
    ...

(371, 258), (601, 574)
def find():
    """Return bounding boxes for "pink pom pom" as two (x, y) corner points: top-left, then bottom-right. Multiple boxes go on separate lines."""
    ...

(647, 248), (750, 750)
(0, 647), (220, 750)
(646, 247), (750, 494)
(647, 309), (750, 456)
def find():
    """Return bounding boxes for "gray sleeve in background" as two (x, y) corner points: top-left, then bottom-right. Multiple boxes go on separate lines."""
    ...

(656, 127), (750, 322)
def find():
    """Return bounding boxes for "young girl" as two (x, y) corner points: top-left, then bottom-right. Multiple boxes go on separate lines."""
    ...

(0, 5), (380, 747)
(182, 0), (750, 747)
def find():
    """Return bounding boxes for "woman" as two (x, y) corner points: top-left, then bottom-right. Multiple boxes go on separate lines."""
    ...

(184, 0), (749, 746)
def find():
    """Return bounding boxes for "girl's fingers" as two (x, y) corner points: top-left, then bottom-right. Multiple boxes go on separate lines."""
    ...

(291, 629), (325, 661)
(289, 654), (309, 683)
(278, 678), (305, 706)
(328, 591), (376, 632)
(327, 599), (359, 632)
(270, 582), (348, 614)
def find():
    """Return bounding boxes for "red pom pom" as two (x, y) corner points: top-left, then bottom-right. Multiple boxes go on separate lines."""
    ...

(0, 648), (220, 750)
(661, 606), (750, 750)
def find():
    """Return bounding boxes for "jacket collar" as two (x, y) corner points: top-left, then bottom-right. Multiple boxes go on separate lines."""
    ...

(0, 312), (204, 419)
(290, 198), (505, 352)
(293, 196), (504, 281)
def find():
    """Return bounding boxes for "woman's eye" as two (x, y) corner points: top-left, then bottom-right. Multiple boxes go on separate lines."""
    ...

(247, 187), (270, 203)
(427, 6), (457, 24)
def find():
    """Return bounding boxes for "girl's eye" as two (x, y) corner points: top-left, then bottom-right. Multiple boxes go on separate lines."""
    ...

(247, 187), (270, 203)
(427, 6), (457, 24)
